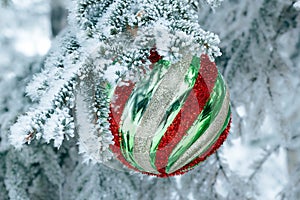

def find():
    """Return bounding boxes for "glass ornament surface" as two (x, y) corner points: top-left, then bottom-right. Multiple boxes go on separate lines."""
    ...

(108, 54), (231, 177)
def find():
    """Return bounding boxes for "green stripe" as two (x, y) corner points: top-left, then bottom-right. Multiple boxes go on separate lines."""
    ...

(149, 56), (201, 169)
(176, 107), (231, 173)
(166, 73), (227, 172)
(198, 107), (231, 161)
(120, 130), (145, 171)
(119, 60), (171, 170)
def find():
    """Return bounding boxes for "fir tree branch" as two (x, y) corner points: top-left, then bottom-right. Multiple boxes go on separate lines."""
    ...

(248, 144), (280, 181)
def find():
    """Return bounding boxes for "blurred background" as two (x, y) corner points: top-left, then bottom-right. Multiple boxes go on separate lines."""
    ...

(0, 0), (300, 199)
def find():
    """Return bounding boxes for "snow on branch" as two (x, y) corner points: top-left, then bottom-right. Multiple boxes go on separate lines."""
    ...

(204, 0), (224, 8)
(10, 30), (82, 148)
(25, 31), (80, 102)
(74, 0), (222, 60)
(188, 0), (224, 9)
(75, 77), (113, 163)
(248, 145), (280, 181)
(10, 78), (77, 149)
(294, 1), (300, 11)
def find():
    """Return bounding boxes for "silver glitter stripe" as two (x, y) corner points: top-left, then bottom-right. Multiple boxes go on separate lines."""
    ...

(133, 55), (194, 173)
(168, 86), (230, 173)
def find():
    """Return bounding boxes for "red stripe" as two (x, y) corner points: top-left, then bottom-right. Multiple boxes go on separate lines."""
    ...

(155, 54), (218, 175)
(110, 81), (135, 128)
(109, 82), (137, 170)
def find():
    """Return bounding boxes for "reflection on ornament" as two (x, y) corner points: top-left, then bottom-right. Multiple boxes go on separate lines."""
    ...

(108, 52), (231, 177)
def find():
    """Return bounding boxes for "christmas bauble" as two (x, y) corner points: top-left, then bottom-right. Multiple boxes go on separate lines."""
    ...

(108, 53), (231, 177)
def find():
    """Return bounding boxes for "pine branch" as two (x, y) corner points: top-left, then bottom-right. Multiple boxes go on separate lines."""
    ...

(76, 0), (114, 37)
(215, 152), (229, 180)
(203, 0), (224, 8)
(10, 30), (83, 148)
(248, 144), (280, 181)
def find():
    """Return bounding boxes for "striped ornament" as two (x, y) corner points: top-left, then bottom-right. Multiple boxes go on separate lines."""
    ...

(108, 54), (231, 177)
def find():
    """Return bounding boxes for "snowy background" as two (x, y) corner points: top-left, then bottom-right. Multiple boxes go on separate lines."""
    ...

(1, 0), (300, 199)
